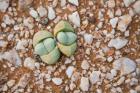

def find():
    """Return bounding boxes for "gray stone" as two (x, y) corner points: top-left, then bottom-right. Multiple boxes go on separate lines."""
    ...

(80, 77), (89, 91)
(113, 57), (136, 75)
(52, 78), (62, 85)
(84, 33), (93, 44)
(37, 6), (47, 17)
(0, 0), (9, 12)
(109, 17), (118, 28)
(66, 66), (74, 78)
(117, 15), (132, 32)
(24, 57), (35, 70)
(81, 60), (89, 70)
(48, 6), (56, 20)
(0, 49), (22, 66)
(29, 9), (38, 18)
(90, 71), (101, 84)
(108, 38), (128, 49)
(68, 0), (79, 6)
(133, 1), (140, 14)
(123, 0), (135, 7)
(68, 11), (80, 27)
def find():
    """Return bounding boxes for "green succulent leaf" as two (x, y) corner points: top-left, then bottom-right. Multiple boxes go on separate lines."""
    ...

(33, 30), (60, 64)
(43, 38), (56, 53)
(54, 20), (77, 57)
(41, 47), (60, 64)
(33, 31), (53, 47)
(58, 42), (77, 57)
(57, 32), (68, 45)
(54, 20), (74, 36)
(65, 32), (77, 45)
(57, 32), (77, 45)
(34, 42), (48, 56)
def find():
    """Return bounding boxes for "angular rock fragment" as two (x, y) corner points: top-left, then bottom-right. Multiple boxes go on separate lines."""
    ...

(123, 0), (135, 7)
(90, 71), (101, 84)
(68, 0), (79, 6)
(52, 78), (62, 85)
(108, 38), (128, 49)
(80, 77), (89, 91)
(0, 49), (22, 66)
(48, 6), (56, 20)
(113, 57), (136, 75)
(117, 15), (132, 32)
(68, 11), (80, 27)
(0, 0), (9, 12)
(133, 1), (140, 14)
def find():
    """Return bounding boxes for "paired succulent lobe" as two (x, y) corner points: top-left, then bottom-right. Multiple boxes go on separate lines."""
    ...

(33, 31), (60, 64)
(54, 20), (77, 57)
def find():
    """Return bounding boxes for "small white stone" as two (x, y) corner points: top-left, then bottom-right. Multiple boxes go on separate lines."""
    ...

(52, 0), (58, 7)
(135, 85), (140, 92)
(117, 76), (125, 85)
(65, 58), (72, 64)
(37, 6), (47, 17)
(123, 0), (135, 7)
(0, 40), (8, 48)
(69, 82), (76, 90)
(7, 80), (15, 87)
(0, 49), (22, 66)
(107, 56), (113, 62)
(16, 39), (28, 50)
(34, 62), (40, 69)
(107, 9), (114, 18)
(117, 14), (132, 32)
(108, 38), (128, 49)
(66, 66), (75, 78)
(113, 57), (136, 75)
(130, 78), (138, 86)
(80, 77), (89, 91)
(84, 33), (93, 44)
(97, 22), (103, 29)
(90, 71), (101, 84)
(24, 57), (35, 70)
(2, 84), (8, 91)
(96, 89), (102, 93)
(14, 25), (20, 31)
(129, 8), (135, 17)
(68, 0), (79, 6)
(60, 0), (66, 7)
(1, 22), (6, 28)
(111, 69), (117, 77)
(124, 30), (129, 37)
(130, 89), (137, 93)
(133, 1), (140, 14)
(68, 11), (80, 27)
(81, 60), (89, 70)
(3, 14), (14, 25)
(52, 78), (62, 85)
(48, 6), (56, 20)
(106, 73), (114, 80)
(29, 9), (38, 18)
(23, 17), (34, 29)
(107, 0), (115, 8)
(109, 17), (118, 28)
(0, 0), (9, 12)
(115, 8), (122, 16)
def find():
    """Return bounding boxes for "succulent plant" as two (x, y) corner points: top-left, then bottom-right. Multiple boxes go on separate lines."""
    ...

(54, 20), (77, 57)
(33, 31), (60, 64)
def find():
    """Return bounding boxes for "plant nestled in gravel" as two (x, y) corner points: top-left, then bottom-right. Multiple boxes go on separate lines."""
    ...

(33, 31), (60, 64)
(33, 21), (77, 64)
(54, 20), (77, 57)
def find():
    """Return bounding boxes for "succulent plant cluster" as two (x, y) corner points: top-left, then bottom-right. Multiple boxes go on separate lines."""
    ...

(33, 20), (77, 64)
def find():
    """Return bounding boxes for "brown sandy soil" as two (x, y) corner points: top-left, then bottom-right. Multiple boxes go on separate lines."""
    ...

(0, 0), (140, 93)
